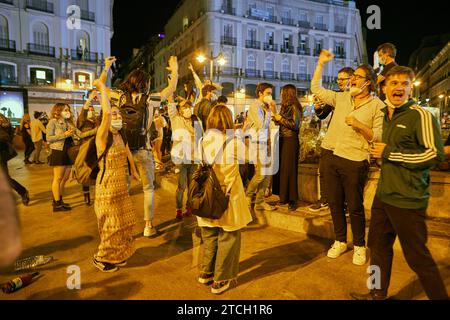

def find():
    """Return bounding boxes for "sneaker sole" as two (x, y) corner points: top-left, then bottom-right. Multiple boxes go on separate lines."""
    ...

(211, 280), (237, 295)
(93, 260), (119, 273)
(308, 207), (329, 212)
(327, 250), (347, 259)
(198, 277), (214, 285)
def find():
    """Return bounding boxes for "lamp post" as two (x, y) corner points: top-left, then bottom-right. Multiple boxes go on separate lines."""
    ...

(196, 51), (226, 81)
(413, 80), (421, 100)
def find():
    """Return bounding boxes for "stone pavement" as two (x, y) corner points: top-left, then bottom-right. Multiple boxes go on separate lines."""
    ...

(1, 157), (449, 300)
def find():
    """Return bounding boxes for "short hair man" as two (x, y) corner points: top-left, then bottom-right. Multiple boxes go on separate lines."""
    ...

(311, 50), (385, 266)
(30, 111), (47, 164)
(376, 43), (398, 101)
(194, 84), (217, 129)
(351, 66), (449, 300)
(309, 67), (354, 212)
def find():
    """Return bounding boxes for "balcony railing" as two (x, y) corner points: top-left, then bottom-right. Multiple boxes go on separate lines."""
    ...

(297, 74), (311, 82)
(267, 15), (278, 23)
(219, 67), (240, 76)
(334, 25), (346, 33)
(27, 43), (55, 57)
(298, 20), (310, 28)
(313, 48), (322, 56)
(221, 36), (237, 46)
(29, 78), (54, 87)
(26, 0), (54, 14)
(297, 47), (311, 56)
(0, 76), (17, 86)
(280, 72), (295, 81)
(245, 69), (261, 78)
(0, 0), (14, 5)
(263, 43), (278, 51)
(70, 49), (98, 62)
(220, 6), (236, 15)
(280, 45), (295, 54)
(263, 71), (278, 79)
(314, 23), (328, 31)
(281, 17), (295, 26)
(81, 10), (95, 22)
(245, 40), (261, 49)
(335, 52), (346, 59)
(0, 39), (16, 52)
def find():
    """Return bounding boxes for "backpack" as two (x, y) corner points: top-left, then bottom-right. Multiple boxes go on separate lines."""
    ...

(71, 132), (126, 186)
(119, 92), (149, 151)
(188, 138), (232, 220)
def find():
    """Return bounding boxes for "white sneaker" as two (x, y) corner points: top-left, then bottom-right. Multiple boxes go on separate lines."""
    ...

(143, 226), (157, 237)
(353, 246), (367, 266)
(327, 241), (347, 259)
(255, 202), (277, 211)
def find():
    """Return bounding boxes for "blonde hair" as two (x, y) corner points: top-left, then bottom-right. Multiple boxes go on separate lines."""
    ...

(206, 104), (234, 133)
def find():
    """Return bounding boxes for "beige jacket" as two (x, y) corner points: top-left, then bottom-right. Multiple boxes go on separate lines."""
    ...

(46, 118), (96, 151)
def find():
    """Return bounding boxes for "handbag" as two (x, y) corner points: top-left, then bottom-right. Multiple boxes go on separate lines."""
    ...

(188, 138), (233, 220)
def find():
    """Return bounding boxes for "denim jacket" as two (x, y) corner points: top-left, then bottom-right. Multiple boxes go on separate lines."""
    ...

(46, 118), (96, 151)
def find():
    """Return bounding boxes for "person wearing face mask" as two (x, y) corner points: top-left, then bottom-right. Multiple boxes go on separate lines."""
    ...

(151, 108), (167, 170)
(76, 90), (100, 205)
(351, 66), (448, 301)
(194, 84), (217, 130)
(311, 50), (385, 266)
(47, 103), (96, 212)
(376, 43), (398, 101)
(92, 79), (140, 273)
(245, 83), (278, 212)
(168, 96), (203, 219)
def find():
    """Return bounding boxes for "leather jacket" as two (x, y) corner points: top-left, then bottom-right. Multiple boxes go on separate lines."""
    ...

(274, 104), (301, 138)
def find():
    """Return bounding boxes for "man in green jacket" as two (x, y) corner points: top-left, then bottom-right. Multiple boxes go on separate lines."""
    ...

(351, 66), (449, 300)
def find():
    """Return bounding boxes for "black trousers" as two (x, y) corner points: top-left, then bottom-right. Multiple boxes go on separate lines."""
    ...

(272, 136), (299, 203)
(318, 148), (334, 203)
(24, 139), (35, 161)
(368, 196), (449, 299)
(1, 159), (27, 197)
(326, 154), (369, 247)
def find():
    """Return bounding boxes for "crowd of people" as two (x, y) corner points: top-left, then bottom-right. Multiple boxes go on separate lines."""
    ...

(0, 42), (449, 299)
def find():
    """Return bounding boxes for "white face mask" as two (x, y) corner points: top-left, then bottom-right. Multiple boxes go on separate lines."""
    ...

(61, 111), (71, 119)
(350, 81), (369, 97)
(87, 111), (94, 120)
(111, 119), (123, 131)
(182, 108), (192, 119)
(211, 93), (218, 101)
(263, 95), (273, 104)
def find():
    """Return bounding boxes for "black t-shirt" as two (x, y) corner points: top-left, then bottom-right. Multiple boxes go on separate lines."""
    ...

(445, 134), (450, 146)
(378, 62), (398, 101)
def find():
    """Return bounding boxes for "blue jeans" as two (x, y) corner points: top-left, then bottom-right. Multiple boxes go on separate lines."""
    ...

(176, 163), (196, 209)
(132, 150), (155, 222)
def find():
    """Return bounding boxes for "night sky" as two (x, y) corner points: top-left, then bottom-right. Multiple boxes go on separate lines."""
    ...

(111, 0), (450, 67)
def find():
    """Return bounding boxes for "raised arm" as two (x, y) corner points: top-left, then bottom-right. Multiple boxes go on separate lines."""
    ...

(159, 56), (179, 102)
(99, 56), (117, 85)
(94, 79), (112, 155)
(311, 50), (337, 107)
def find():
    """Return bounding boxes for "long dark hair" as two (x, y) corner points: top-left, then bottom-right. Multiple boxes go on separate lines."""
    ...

(184, 81), (196, 102)
(120, 69), (150, 94)
(281, 84), (303, 114)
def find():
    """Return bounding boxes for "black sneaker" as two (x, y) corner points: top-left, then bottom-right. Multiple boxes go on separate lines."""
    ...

(198, 272), (214, 285)
(93, 258), (119, 273)
(53, 200), (71, 212)
(21, 191), (30, 206)
(308, 201), (329, 212)
(59, 198), (72, 210)
(288, 202), (297, 211)
(211, 279), (237, 295)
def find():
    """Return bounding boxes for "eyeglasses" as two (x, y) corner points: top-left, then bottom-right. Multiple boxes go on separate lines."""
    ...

(351, 74), (367, 81)
(337, 77), (351, 82)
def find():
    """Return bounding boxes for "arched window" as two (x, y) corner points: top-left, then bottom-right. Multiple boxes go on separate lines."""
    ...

(282, 58), (290, 73)
(76, 30), (90, 51)
(247, 54), (256, 69)
(33, 22), (49, 47)
(0, 15), (9, 40)
(265, 56), (274, 71)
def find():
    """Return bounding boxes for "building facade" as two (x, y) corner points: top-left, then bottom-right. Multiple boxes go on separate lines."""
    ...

(0, 0), (114, 118)
(416, 41), (450, 115)
(153, 0), (367, 113)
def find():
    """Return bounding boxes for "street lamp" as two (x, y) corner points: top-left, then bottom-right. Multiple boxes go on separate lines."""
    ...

(196, 51), (226, 81)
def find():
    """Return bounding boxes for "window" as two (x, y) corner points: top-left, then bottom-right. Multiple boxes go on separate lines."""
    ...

(282, 9), (291, 19)
(0, 62), (16, 85)
(74, 71), (92, 89)
(265, 56), (274, 71)
(315, 39), (323, 53)
(248, 28), (257, 42)
(30, 67), (53, 86)
(299, 61), (307, 75)
(73, 0), (89, 11)
(335, 41), (345, 57)
(76, 30), (90, 50)
(282, 58), (290, 73)
(247, 54), (256, 69)
(32, 22), (49, 46)
(0, 15), (8, 40)
(316, 15), (324, 24)
(223, 0), (233, 10)
(183, 16), (189, 30)
(221, 82), (234, 97)
(283, 33), (292, 47)
(224, 24), (233, 37)
(299, 11), (308, 22)
(267, 6), (274, 16)
(299, 35), (308, 50)
(266, 31), (274, 44)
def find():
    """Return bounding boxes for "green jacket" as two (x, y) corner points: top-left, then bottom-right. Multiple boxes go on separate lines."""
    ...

(377, 100), (445, 209)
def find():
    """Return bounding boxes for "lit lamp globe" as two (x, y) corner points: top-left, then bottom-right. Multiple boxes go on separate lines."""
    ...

(196, 55), (206, 63)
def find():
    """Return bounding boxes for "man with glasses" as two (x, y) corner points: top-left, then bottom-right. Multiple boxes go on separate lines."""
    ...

(311, 50), (384, 266)
(309, 67), (354, 213)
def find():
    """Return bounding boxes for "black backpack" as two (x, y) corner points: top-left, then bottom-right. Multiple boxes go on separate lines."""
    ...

(119, 92), (149, 151)
(188, 138), (232, 220)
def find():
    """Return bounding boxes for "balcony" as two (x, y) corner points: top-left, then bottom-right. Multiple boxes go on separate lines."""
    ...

(313, 48), (322, 56)
(267, 15), (278, 23)
(70, 49), (98, 63)
(335, 52), (346, 59)
(281, 18), (295, 26)
(0, 39), (16, 52)
(0, 76), (17, 86)
(0, 0), (14, 5)
(221, 36), (237, 46)
(81, 10), (95, 22)
(219, 67), (240, 76)
(27, 43), (55, 57)
(298, 20), (310, 29)
(245, 69), (261, 78)
(26, 0), (54, 14)
(245, 40), (261, 50)
(334, 25), (347, 33)
(220, 6), (236, 15)
(314, 23), (328, 31)
(280, 45), (295, 54)
(323, 76), (337, 84)
(280, 72), (295, 81)
(263, 43), (278, 51)
(297, 47), (311, 56)
(297, 74), (311, 82)
(263, 71), (278, 79)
